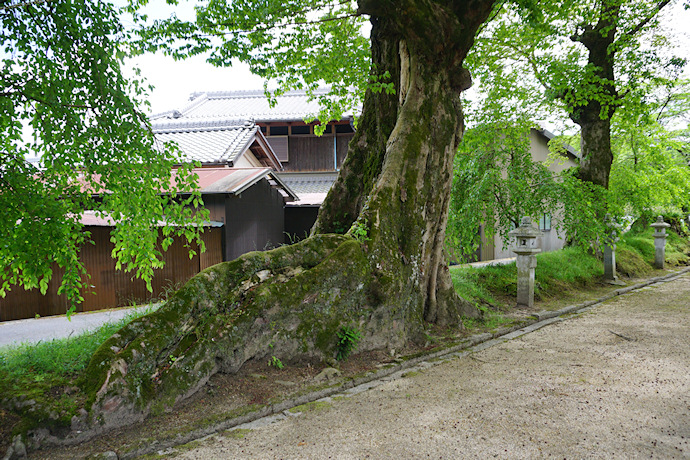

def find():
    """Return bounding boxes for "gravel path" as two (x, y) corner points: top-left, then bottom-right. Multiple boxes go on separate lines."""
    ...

(172, 274), (690, 459)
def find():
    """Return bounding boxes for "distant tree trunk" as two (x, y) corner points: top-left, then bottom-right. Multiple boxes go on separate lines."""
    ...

(80, 0), (495, 435)
(578, 117), (614, 189)
(568, 0), (620, 190)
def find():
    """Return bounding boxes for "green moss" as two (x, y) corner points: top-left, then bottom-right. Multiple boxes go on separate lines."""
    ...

(223, 428), (253, 439)
(402, 370), (421, 378)
(288, 400), (333, 413)
(615, 247), (653, 277)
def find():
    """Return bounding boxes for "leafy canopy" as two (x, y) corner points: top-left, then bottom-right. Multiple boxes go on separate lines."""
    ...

(127, 0), (374, 130)
(1, 0), (207, 313)
(447, 0), (688, 254)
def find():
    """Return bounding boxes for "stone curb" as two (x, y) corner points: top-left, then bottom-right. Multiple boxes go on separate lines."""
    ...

(47, 267), (690, 459)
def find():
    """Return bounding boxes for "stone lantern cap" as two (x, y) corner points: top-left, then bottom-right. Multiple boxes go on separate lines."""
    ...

(650, 216), (670, 235)
(508, 216), (542, 254)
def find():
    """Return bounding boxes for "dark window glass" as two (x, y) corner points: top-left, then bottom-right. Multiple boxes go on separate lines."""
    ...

(259, 126), (267, 134)
(270, 125), (288, 136)
(291, 125), (310, 135)
(335, 124), (353, 133)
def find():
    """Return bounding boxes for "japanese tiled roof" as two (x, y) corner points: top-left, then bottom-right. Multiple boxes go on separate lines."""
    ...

(79, 167), (298, 202)
(79, 210), (224, 227)
(151, 118), (259, 165)
(277, 172), (339, 206)
(151, 88), (356, 123)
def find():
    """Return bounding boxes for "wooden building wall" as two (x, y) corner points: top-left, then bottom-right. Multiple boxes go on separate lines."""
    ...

(277, 133), (354, 172)
(224, 178), (285, 261)
(284, 206), (320, 243)
(0, 226), (223, 322)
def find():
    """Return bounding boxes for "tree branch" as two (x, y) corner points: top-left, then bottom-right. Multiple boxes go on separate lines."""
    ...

(501, 40), (553, 93)
(0, 0), (53, 12)
(622, 0), (672, 38)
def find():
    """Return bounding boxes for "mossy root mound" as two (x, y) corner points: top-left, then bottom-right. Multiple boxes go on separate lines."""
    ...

(76, 233), (462, 434)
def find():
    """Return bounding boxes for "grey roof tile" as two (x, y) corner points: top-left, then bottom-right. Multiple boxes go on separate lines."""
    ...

(151, 119), (257, 165)
(277, 172), (338, 205)
(152, 88), (356, 122)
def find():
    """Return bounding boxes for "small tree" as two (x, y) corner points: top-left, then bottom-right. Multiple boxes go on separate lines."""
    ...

(447, 120), (561, 260)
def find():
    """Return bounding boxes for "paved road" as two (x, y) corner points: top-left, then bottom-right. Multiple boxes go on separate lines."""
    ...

(172, 274), (690, 459)
(0, 305), (154, 348)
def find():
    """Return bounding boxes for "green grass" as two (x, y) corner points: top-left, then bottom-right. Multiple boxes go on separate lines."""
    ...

(0, 304), (158, 384)
(0, 303), (160, 435)
(450, 246), (604, 308)
(450, 228), (690, 315)
(619, 227), (690, 268)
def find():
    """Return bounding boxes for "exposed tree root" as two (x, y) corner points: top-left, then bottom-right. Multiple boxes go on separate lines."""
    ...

(78, 234), (443, 432)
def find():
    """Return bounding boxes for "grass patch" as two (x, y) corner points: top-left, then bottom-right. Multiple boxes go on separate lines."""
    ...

(288, 400), (332, 414)
(619, 236), (655, 264)
(222, 428), (253, 439)
(0, 304), (159, 436)
(461, 309), (511, 331)
(615, 247), (653, 277)
(450, 229), (689, 323)
(450, 246), (604, 308)
(0, 304), (159, 379)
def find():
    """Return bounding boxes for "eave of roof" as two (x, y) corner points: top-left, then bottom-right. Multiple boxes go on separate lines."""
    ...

(79, 210), (224, 227)
(151, 88), (359, 123)
(151, 118), (283, 169)
(536, 128), (580, 160)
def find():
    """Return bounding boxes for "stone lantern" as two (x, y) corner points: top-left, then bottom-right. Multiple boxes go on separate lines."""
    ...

(508, 216), (542, 308)
(603, 215), (623, 284)
(650, 216), (671, 269)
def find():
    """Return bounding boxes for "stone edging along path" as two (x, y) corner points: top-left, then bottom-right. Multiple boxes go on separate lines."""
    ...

(70, 266), (690, 459)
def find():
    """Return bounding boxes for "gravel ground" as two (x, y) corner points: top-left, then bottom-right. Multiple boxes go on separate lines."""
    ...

(171, 274), (690, 459)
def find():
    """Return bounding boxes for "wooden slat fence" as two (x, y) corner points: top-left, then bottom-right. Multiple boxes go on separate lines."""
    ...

(0, 226), (223, 322)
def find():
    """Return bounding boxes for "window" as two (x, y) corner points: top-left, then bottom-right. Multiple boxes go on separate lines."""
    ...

(269, 125), (288, 136)
(291, 125), (310, 135)
(335, 123), (354, 134)
(539, 213), (551, 231)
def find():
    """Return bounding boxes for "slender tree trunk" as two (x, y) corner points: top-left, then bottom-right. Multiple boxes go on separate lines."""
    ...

(78, 0), (495, 436)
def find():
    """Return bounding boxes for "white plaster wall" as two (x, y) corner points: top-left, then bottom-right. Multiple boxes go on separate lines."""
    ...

(234, 152), (262, 168)
(489, 130), (576, 260)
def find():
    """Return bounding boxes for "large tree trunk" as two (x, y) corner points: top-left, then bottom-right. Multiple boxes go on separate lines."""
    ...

(578, 117), (614, 189)
(79, 0), (495, 435)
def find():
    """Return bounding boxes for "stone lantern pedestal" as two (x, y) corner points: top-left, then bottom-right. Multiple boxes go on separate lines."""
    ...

(508, 216), (542, 309)
(650, 216), (671, 269)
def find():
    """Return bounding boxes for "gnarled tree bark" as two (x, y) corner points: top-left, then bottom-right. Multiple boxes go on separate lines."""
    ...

(79, 0), (495, 435)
